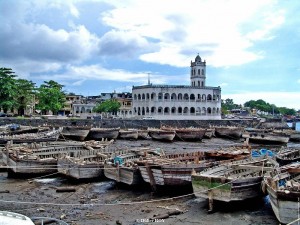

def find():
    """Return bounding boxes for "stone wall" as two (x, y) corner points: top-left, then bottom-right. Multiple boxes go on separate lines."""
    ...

(0, 118), (259, 128)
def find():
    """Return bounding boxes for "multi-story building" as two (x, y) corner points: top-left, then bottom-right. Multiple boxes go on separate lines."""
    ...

(132, 55), (221, 120)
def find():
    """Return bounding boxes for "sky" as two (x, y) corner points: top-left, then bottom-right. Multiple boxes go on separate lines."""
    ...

(0, 0), (300, 110)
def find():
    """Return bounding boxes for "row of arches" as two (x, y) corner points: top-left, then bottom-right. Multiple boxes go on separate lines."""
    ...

(134, 93), (220, 102)
(191, 68), (205, 76)
(73, 106), (93, 114)
(134, 106), (220, 116)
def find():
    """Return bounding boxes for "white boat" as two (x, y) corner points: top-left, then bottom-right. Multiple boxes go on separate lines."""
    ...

(0, 211), (35, 225)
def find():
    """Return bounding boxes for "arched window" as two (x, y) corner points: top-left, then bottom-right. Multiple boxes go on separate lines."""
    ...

(198, 81), (200, 86)
(142, 93), (145, 100)
(146, 93), (150, 100)
(202, 107), (206, 115)
(178, 107), (182, 114)
(134, 94), (137, 100)
(190, 94), (195, 101)
(178, 93), (183, 100)
(202, 94), (206, 101)
(202, 69), (205, 75)
(207, 94), (212, 101)
(164, 107), (170, 114)
(190, 107), (195, 114)
(183, 93), (189, 101)
(158, 107), (163, 114)
(151, 93), (156, 100)
(183, 107), (189, 114)
(151, 107), (156, 113)
(164, 93), (170, 101)
(198, 69), (200, 75)
(171, 107), (176, 114)
(138, 94), (141, 100)
(158, 92), (163, 100)
(171, 93), (177, 101)
(207, 107), (212, 114)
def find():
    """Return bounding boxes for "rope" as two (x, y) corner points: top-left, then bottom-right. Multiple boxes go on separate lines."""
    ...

(0, 178), (236, 207)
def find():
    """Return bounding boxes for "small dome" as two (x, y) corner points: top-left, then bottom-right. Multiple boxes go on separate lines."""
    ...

(195, 54), (201, 62)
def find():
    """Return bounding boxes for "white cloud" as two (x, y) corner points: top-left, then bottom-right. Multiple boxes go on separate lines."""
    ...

(222, 92), (300, 110)
(102, 0), (283, 67)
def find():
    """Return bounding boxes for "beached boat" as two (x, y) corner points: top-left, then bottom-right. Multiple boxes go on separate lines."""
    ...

(0, 211), (35, 225)
(87, 127), (120, 140)
(148, 128), (175, 141)
(0, 127), (62, 145)
(1, 141), (106, 175)
(104, 148), (161, 185)
(204, 145), (251, 160)
(61, 126), (90, 141)
(276, 147), (300, 166)
(118, 129), (138, 140)
(192, 157), (278, 211)
(273, 129), (300, 142)
(57, 140), (115, 179)
(214, 126), (244, 139)
(263, 162), (300, 224)
(242, 132), (289, 145)
(161, 126), (206, 141)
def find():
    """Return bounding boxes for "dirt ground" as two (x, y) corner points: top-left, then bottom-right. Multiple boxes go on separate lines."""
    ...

(0, 138), (281, 225)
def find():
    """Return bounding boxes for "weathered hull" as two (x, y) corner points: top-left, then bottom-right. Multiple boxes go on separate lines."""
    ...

(0, 128), (62, 145)
(57, 158), (104, 179)
(88, 128), (119, 140)
(214, 127), (244, 140)
(118, 130), (138, 140)
(148, 130), (175, 141)
(104, 163), (142, 185)
(61, 127), (90, 141)
(192, 175), (264, 202)
(2, 153), (57, 175)
(175, 129), (206, 141)
(137, 130), (149, 139)
(204, 129), (215, 139)
(140, 164), (207, 186)
(266, 181), (300, 224)
(242, 133), (289, 144)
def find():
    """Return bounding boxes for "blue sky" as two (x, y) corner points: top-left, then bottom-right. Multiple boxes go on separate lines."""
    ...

(0, 0), (299, 110)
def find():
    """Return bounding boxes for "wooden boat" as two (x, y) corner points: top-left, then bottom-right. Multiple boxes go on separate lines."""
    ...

(57, 139), (114, 179)
(276, 147), (300, 166)
(263, 162), (300, 224)
(273, 129), (300, 142)
(161, 126), (206, 141)
(0, 211), (35, 225)
(0, 127), (63, 145)
(242, 132), (289, 144)
(204, 145), (251, 160)
(192, 157), (278, 211)
(147, 128), (175, 141)
(87, 127), (120, 140)
(1, 141), (107, 175)
(104, 148), (161, 185)
(61, 126), (90, 141)
(118, 129), (138, 140)
(214, 126), (244, 139)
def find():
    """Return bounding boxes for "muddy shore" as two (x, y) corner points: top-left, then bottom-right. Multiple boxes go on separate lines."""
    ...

(0, 138), (284, 225)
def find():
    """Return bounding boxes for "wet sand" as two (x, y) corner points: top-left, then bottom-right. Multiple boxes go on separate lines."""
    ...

(0, 138), (282, 225)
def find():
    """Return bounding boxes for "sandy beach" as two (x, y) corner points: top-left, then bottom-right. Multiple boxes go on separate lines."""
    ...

(0, 138), (283, 225)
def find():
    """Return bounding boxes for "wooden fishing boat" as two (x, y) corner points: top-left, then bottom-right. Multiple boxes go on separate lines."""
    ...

(1, 141), (106, 175)
(192, 157), (278, 211)
(161, 126), (206, 141)
(147, 128), (175, 141)
(273, 129), (300, 142)
(276, 147), (300, 166)
(263, 162), (300, 224)
(61, 126), (90, 141)
(204, 145), (251, 161)
(214, 126), (244, 140)
(242, 132), (289, 144)
(104, 148), (161, 185)
(0, 127), (63, 145)
(118, 129), (138, 140)
(87, 127), (120, 140)
(57, 140), (115, 179)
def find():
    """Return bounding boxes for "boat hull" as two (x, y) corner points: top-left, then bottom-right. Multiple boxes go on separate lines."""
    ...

(88, 128), (119, 140)
(61, 127), (90, 141)
(148, 130), (175, 141)
(266, 181), (300, 224)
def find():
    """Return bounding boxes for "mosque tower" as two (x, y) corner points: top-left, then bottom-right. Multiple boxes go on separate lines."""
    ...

(190, 54), (206, 87)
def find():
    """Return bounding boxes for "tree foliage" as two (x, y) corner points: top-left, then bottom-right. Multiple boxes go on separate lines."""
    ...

(93, 99), (121, 114)
(15, 79), (36, 115)
(36, 80), (66, 115)
(221, 98), (240, 114)
(0, 68), (18, 112)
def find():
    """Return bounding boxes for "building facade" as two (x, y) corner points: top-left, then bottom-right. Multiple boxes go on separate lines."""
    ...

(132, 55), (221, 120)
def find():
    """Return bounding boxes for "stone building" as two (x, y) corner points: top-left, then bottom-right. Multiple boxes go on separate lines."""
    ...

(132, 55), (221, 120)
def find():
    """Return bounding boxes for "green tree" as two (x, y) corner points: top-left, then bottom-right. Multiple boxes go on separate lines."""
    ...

(93, 99), (121, 115)
(15, 79), (36, 115)
(36, 80), (66, 115)
(0, 68), (18, 112)
(221, 98), (238, 114)
(278, 107), (296, 116)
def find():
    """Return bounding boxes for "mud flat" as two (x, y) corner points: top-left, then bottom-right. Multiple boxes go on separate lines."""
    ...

(0, 138), (279, 225)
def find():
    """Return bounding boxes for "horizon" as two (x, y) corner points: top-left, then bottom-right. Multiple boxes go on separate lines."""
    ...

(0, 0), (299, 110)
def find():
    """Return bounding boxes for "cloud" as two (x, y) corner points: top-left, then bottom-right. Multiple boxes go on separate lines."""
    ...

(102, 0), (284, 67)
(98, 30), (155, 58)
